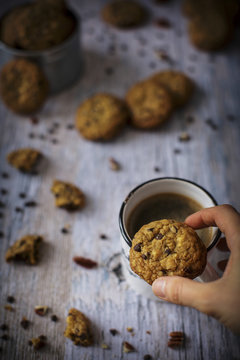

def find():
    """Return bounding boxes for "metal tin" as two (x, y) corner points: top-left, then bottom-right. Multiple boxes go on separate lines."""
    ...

(0, 8), (83, 94)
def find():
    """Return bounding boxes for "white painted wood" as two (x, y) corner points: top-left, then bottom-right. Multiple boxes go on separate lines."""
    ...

(0, 0), (239, 359)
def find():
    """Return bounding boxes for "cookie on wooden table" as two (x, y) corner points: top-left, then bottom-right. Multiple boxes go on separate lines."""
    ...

(0, 59), (48, 115)
(51, 180), (85, 210)
(64, 308), (93, 346)
(149, 70), (194, 108)
(5, 235), (43, 265)
(130, 219), (207, 285)
(101, 0), (147, 28)
(7, 148), (42, 173)
(126, 80), (173, 129)
(75, 93), (129, 141)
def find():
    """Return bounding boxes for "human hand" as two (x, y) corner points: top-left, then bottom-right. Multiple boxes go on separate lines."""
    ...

(152, 205), (240, 334)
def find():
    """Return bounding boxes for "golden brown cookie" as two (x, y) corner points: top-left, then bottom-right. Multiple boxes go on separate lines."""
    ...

(5, 235), (43, 265)
(75, 93), (129, 141)
(126, 80), (173, 129)
(64, 308), (93, 346)
(7, 148), (42, 173)
(0, 59), (48, 115)
(149, 70), (194, 108)
(51, 180), (85, 210)
(101, 0), (147, 28)
(130, 219), (207, 285)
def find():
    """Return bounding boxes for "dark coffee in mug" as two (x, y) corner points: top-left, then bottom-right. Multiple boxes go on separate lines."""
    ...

(126, 192), (212, 247)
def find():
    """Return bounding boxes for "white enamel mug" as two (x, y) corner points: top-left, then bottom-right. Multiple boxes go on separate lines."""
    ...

(119, 177), (221, 301)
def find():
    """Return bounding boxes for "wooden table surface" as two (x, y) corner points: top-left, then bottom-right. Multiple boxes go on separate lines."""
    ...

(0, 0), (240, 359)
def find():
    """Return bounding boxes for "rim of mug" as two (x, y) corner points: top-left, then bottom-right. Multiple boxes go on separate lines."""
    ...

(119, 177), (221, 251)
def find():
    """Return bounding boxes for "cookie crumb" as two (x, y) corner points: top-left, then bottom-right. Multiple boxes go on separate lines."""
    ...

(30, 117), (39, 125)
(19, 193), (26, 199)
(143, 355), (153, 360)
(109, 157), (121, 171)
(0, 232), (4, 238)
(7, 296), (15, 303)
(0, 324), (8, 331)
(1, 334), (9, 341)
(123, 341), (136, 353)
(154, 166), (160, 172)
(30, 336), (46, 350)
(100, 234), (108, 240)
(4, 305), (14, 312)
(73, 256), (98, 269)
(101, 343), (110, 349)
(61, 227), (69, 234)
(154, 50), (171, 62)
(0, 189), (7, 195)
(51, 315), (58, 322)
(179, 132), (191, 142)
(24, 201), (37, 207)
(15, 207), (24, 213)
(146, 330), (151, 335)
(155, 18), (171, 28)
(34, 306), (48, 316)
(127, 327), (133, 333)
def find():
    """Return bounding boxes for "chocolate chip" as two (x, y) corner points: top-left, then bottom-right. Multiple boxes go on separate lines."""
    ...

(73, 256), (98, 269)
(15, 207), (23, 213)
(205, 118), (218, 130)
(19, 193), (26, 199)
(144, 355), (153, 360)
(109, 329), (119, 336)
(141, 254), (147, 260)
(186, 115), (195, 123)
(174, 148), (181, 154)
(0, 324), (8, 331)
(0, 232), (4, 238)
(155, 233), (163, 240)
(51, 138), (58, 144)
(24, 201), (37, 207)
(185, 267), (192, 274)
(66, 124), (74, 130)
(20, 317), (30, 329)
(39, 134), (46, 140)
(155, 18), (171, 28)
(30, 117), (39, 125)
(100, 233), (108, 240)
(1, 172), (9, 179)
(133, 243), (142, 252)
(39, 335), (47, 341)
(51, 315), (58, 322)
(0, 201), (5, 208)
(147, 228), (154, 232)
(154, 166), (160, 172)
(0, 189), (7, 195)
(53, 122), (59, 128)
(227, 114), (235, 122)
(1, 334), (9, 341)
(105, 67), (114, 75)
(28, 132), (35, 139)
(7, 296), (15, 303)
(61, 227), (68, 234)
(0, 213), (3, 218)
(79, 333), (87, 340)
(165, 248), (171, 255)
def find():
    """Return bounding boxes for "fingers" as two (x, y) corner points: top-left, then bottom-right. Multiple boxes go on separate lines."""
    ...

(185, 205), (240, 251)
(152, 276), (219, 316)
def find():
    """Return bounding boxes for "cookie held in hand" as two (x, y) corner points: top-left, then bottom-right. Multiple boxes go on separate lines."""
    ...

(130, 219), (207, 285)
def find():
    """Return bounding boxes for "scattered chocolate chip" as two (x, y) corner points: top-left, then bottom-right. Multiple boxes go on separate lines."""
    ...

(15, 207), (23, 213)
(73, 256), (98, 269)
(105, 67), (114, 75)
(7, 296), (15, 303)
(53, 122), (59, 128)
(205, 118), (218, 130)
(39, 335), (47, 341)
(123, 341), (136, 353)
(109, 157), (121, 171)
(174, 148), (181, 154)
(20, 317), (30, 330)
(146, 330), (151, 335)
(28, 340), (33, 346)
(28, 132), (35, 139)
(141, 254), (147, 260)
(0, 201), (5, 208)
(47, 128), (55, 134)
(138, 49), (146, 57)
(100, 234), (108, 240)
(1, 172), (9, 179)
(133, 243), (142, 252)
(227, 114), (235, 122)
(154, 49), (171, 62)
(31, 336), (46, 350)
(144, 355), (153, 360)
(66, 124), (74, 130)
(1, 334), (9, 341)
(0, 232), (4, 238)
(34, 306), (48, 316)
(155, 233), (163, 240)
(51, 315), (58, 322)
(30, 117), (39, 125)
(51, 138), (58, 144)
(0, 213), (3, 218)
(109, 329), (119, 336)
(155, 18), (171, 28)
(19, 193), (26, 199)
(164, 248), (171, 255)
(39, 134), (46, 140)
(61, 227), (68, 234)
(179, 132), (191, 142)
(0, 324), (8, 331)
(108, 44), (116, 54)
(24, 201), (37, 207)
(0, 189), (7, 195)
(186, 115), (195, 123)
(184, 267), (192, 274)
(154, 166), (160, 172)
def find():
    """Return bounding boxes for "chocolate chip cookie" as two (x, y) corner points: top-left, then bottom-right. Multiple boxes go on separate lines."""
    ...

(5, 235), (43, 265)
(51, 180), (85, 210)
(126, 80), (173, 129)
(75, 93), (129, 141)
(7, 148), (42, 173)
(130, 219), (207, 285)
(149, 70), (194, 108)
(101, 0), (147, 28)
(64, 308), (93, 346)
(0, 59), (48, 115)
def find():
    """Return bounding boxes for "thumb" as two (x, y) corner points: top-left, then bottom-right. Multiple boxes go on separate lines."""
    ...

(152, 276), (218, 315)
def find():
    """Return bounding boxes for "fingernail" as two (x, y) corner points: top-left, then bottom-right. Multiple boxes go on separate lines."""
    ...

(152, 278), (166, 299)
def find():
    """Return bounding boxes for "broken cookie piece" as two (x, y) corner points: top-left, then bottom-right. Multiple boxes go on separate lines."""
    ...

(64, 308), (93, 346)
(7, 148), (42, 173)
(51, 180), (85, 210)
(5, 235), (42, 265)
